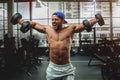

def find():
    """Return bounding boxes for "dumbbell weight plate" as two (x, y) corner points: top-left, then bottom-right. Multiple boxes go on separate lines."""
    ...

(95, 13), (105, 26)
(10, 13), (22, 25)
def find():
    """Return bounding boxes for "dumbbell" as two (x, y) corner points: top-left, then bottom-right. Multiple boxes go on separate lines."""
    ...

(83, 13), (105, 32)
(10, 13), (31, 33)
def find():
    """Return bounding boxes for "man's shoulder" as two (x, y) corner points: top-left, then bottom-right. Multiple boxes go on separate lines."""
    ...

(45, 25), (52, 29)
(45, 26), (53, 31)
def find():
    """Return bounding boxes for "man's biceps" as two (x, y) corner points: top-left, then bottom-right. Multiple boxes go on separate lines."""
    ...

(74, 26), (79, 30)
(35, 24), (44, 29)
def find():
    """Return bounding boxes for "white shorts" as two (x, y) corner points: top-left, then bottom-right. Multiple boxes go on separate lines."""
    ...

(46, 62), (76, 80)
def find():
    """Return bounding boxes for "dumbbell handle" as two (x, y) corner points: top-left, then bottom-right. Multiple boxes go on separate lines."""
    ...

(89, 19), (97, 26)
(18, 19), (24, 25)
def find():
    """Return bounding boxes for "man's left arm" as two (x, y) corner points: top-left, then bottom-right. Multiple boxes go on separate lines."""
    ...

(72, 13), (105, 33)
(72, 19), (97, 33)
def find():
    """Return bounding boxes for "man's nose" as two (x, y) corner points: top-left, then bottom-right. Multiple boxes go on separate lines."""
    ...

(52, 19), (57, 22)
(52, 20), (56, 23)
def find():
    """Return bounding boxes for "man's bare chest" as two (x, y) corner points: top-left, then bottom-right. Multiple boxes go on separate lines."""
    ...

(46, 28), (73, 41)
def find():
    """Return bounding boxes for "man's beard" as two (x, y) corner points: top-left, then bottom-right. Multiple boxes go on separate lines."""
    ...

(52, 23), (62, 31)
(53, 26), (59, 31)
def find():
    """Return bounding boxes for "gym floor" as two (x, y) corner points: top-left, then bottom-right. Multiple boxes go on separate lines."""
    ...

(0, 54), (102, 80)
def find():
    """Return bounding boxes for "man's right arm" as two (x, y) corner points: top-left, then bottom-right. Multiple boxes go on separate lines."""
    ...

(19, 19), (47, 34)
(30, 21), (47, 33)
(11, 13), (48, 34)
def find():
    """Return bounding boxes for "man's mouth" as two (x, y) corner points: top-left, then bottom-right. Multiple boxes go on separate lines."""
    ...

(53, 23), (57, 26)
(53, 24), (58, 30)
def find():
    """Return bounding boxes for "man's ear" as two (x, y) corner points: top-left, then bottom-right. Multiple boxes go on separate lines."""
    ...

(64, 20), (67, 24)
(62, 20), (67, 24)
(62, 20), (65, 24)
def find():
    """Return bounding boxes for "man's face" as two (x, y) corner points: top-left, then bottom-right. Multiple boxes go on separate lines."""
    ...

(52, 15), (64, 31)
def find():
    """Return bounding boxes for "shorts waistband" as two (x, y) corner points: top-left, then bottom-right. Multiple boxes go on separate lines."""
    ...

(50, 61), (71, 67)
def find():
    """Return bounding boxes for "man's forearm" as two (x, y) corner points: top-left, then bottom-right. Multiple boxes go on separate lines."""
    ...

(29, 21), (46, 33)
(29, 21), (37, 28)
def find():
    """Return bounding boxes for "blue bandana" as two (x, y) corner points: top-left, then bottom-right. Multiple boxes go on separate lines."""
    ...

(53, 12), (65, 20)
